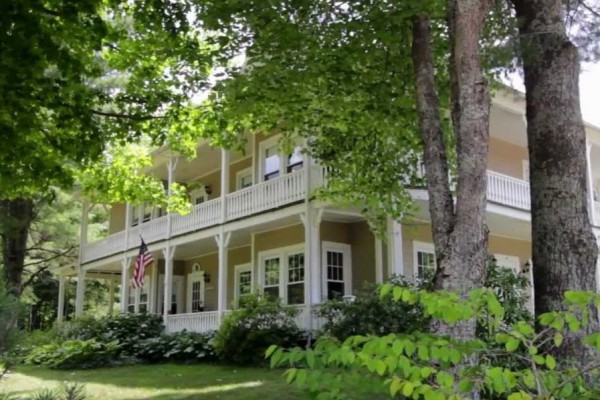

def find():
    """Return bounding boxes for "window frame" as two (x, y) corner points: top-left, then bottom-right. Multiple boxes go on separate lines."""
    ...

(258, 243), (305, 305)
(236, 167), (254, 190)
(412, 241), (436, 280)
(321, 241), (352, 300)
(234, 263), (253, 307)
(187, 266), (206, 313)
(258, 136), (305, 182)
(189, 188), (209, 206)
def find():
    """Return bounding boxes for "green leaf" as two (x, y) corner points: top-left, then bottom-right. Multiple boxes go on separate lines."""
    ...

(390, 378), (402, 397)
(402, 382), (415, 397)
(505, 338), (519, 352)
(265, 345), (278, 359)
(545, 354), (556, 370)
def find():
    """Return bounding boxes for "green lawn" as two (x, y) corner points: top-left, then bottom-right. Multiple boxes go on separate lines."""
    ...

(0, 364), (310, 400)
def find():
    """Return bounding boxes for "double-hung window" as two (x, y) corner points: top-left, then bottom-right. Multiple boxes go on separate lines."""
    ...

(413, 241), (436, 280)
(259, 137), (305, 182)
(259, 245), (305, 305)
(322, 242), (352, 300)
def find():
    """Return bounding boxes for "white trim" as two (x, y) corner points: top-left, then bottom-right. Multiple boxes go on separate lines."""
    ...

(321, 241), (352, 299)
(257, 243), (305, 305)
(522, 160), (530, 182)
(412, 241), (436, 279)
(236, 167), (254, 190)
(234, 263), (253, 306)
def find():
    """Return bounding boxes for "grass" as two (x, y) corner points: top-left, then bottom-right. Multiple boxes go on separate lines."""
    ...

(0, 363), (311, 400)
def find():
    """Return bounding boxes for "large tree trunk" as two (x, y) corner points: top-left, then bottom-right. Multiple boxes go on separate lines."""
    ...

(511, 0), (599, 358)
(0, 198), (34, 296)
(412, 0), (493, 340)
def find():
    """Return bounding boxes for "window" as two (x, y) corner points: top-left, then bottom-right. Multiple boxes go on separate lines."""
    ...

(190, 188), (208, 205)
(322, 242), (352, 301)
(234, 264), (253, 306)
(287, 253), (305, 304)
(141, 202), (152, 223)
(286, 146), (304, 173)
(263, 144), (280, 181)
(413, 241), (436, 280)
(259, 244), (306, 304)
(236, 167), (253, 190)
(158, 275), (184, 315)
(263, 257), (280, 300)
(139, 282), (149, 313)
(127, 286), (135, 313)
(131, 205), (139, 227)
(259, 136), (305, 182)
(187, 267), (206, 313)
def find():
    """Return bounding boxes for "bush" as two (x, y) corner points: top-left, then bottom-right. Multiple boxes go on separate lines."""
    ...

(317, 276), (428, 340)
(25, 339), (118, 369)
(135, 330), (216, 363)
(214, 294), (303, 365)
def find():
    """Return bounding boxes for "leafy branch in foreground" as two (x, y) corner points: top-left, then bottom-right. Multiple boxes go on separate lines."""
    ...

(268, 287), (600, 400)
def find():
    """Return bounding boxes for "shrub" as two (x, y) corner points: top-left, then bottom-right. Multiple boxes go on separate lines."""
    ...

(269, 288), (600, 400)
(317, 276), (428, 340)
(28, 383), (86, 400)
(135, 330), (216, 363)
(25, 339), (118, 369)
(214, 294), (303, 365)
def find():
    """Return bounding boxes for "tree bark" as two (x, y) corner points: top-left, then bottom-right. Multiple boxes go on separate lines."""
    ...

(412, 0), (493, 340)
(1, 198), (34, 296)
(511, 0), (599, 358)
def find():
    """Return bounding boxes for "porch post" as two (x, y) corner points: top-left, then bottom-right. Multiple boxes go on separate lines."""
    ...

(108, 279), (115, 316)
(162, 245), (176, 324)
(120, 257), (131, 313)
(124, 203), (131, 251)
(586, 141), (596, 226)
(149, 263), (159, 314)
(375, 237), (384, 284)
(302, 207), (323, 305)
(166, 157), (179, 237)
(75, 267), (86, 316)
(387, 218), (404, 277)
(57, 275), (66, 322)
(220, 149), (230, 223)
(216, 230), (232, 322)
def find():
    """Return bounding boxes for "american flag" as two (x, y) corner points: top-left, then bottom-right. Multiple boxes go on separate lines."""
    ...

(131, 238), (153, 289)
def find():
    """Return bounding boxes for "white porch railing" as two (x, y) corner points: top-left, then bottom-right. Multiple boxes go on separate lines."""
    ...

(81, 230), (126, 263)
(226, 169), (306, 220)
(171, 198), (222, 237)
(165, 311), (221, 333)
(164, 306), (324, 334)
(486, 170), (530, 210)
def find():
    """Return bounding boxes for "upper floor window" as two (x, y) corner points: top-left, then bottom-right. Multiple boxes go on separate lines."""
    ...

(236, 167), (253, 190)
(259, 136), (305, 182)
(190, 188), (208, 205)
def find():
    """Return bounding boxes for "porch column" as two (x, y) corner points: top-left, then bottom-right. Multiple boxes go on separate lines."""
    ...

(162, 245), (176, 323)
(75, 267), (86, 316)
(166, 157), (179, 237)
(57, 275), (66, 322)
(108, 279), (115, 316)
(216, 230), (232, 322)
(375, 237), (384, 284)
(120, 257), (132, 313)
(220, 149), (230, 223)
(586, 141), (596, 226)
(387, 218), (404, 277)
(149, 263), (159, 314)
(124, 203), (131, 251)
(302, 207), (323, 305)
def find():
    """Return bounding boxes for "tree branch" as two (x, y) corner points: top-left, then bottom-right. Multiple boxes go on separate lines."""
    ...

(92, 110), (165, 121)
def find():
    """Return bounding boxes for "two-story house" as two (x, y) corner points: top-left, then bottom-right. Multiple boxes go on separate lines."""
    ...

(54, 88), (600, 333)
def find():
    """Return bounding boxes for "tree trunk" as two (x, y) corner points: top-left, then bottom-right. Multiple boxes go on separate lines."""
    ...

(511, 0), (599, 358)
(412, 0), (493, 340)
(0, 198), (34, 296)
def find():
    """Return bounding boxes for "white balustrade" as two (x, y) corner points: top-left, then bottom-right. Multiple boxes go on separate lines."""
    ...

(82, 230), (126, 263)
(171, 198), (222, 237)
(226, 169), (306, 220)
(165, 311), (221, 333)
(486, 170), (530, 210)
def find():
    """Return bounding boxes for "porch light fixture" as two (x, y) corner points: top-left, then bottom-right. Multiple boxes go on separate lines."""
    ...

(204, 185), (212, 195)
(203, 273), (211, 283)
(522, 261), (531, 274)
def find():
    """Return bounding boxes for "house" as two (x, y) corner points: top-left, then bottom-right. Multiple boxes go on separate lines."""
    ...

(54, 89), (600, 333)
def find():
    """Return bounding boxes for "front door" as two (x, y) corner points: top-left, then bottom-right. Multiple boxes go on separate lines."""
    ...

(187, 271), (206, 313)
(158, 275), (184, 315)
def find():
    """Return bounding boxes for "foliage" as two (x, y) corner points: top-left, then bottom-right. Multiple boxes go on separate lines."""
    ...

(214, 293), (303, 366)
(269, 288), (600, 399)
(25, 339), (119, 370)
(135, 330), (216, 363)
(317, 276), (429, 341)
